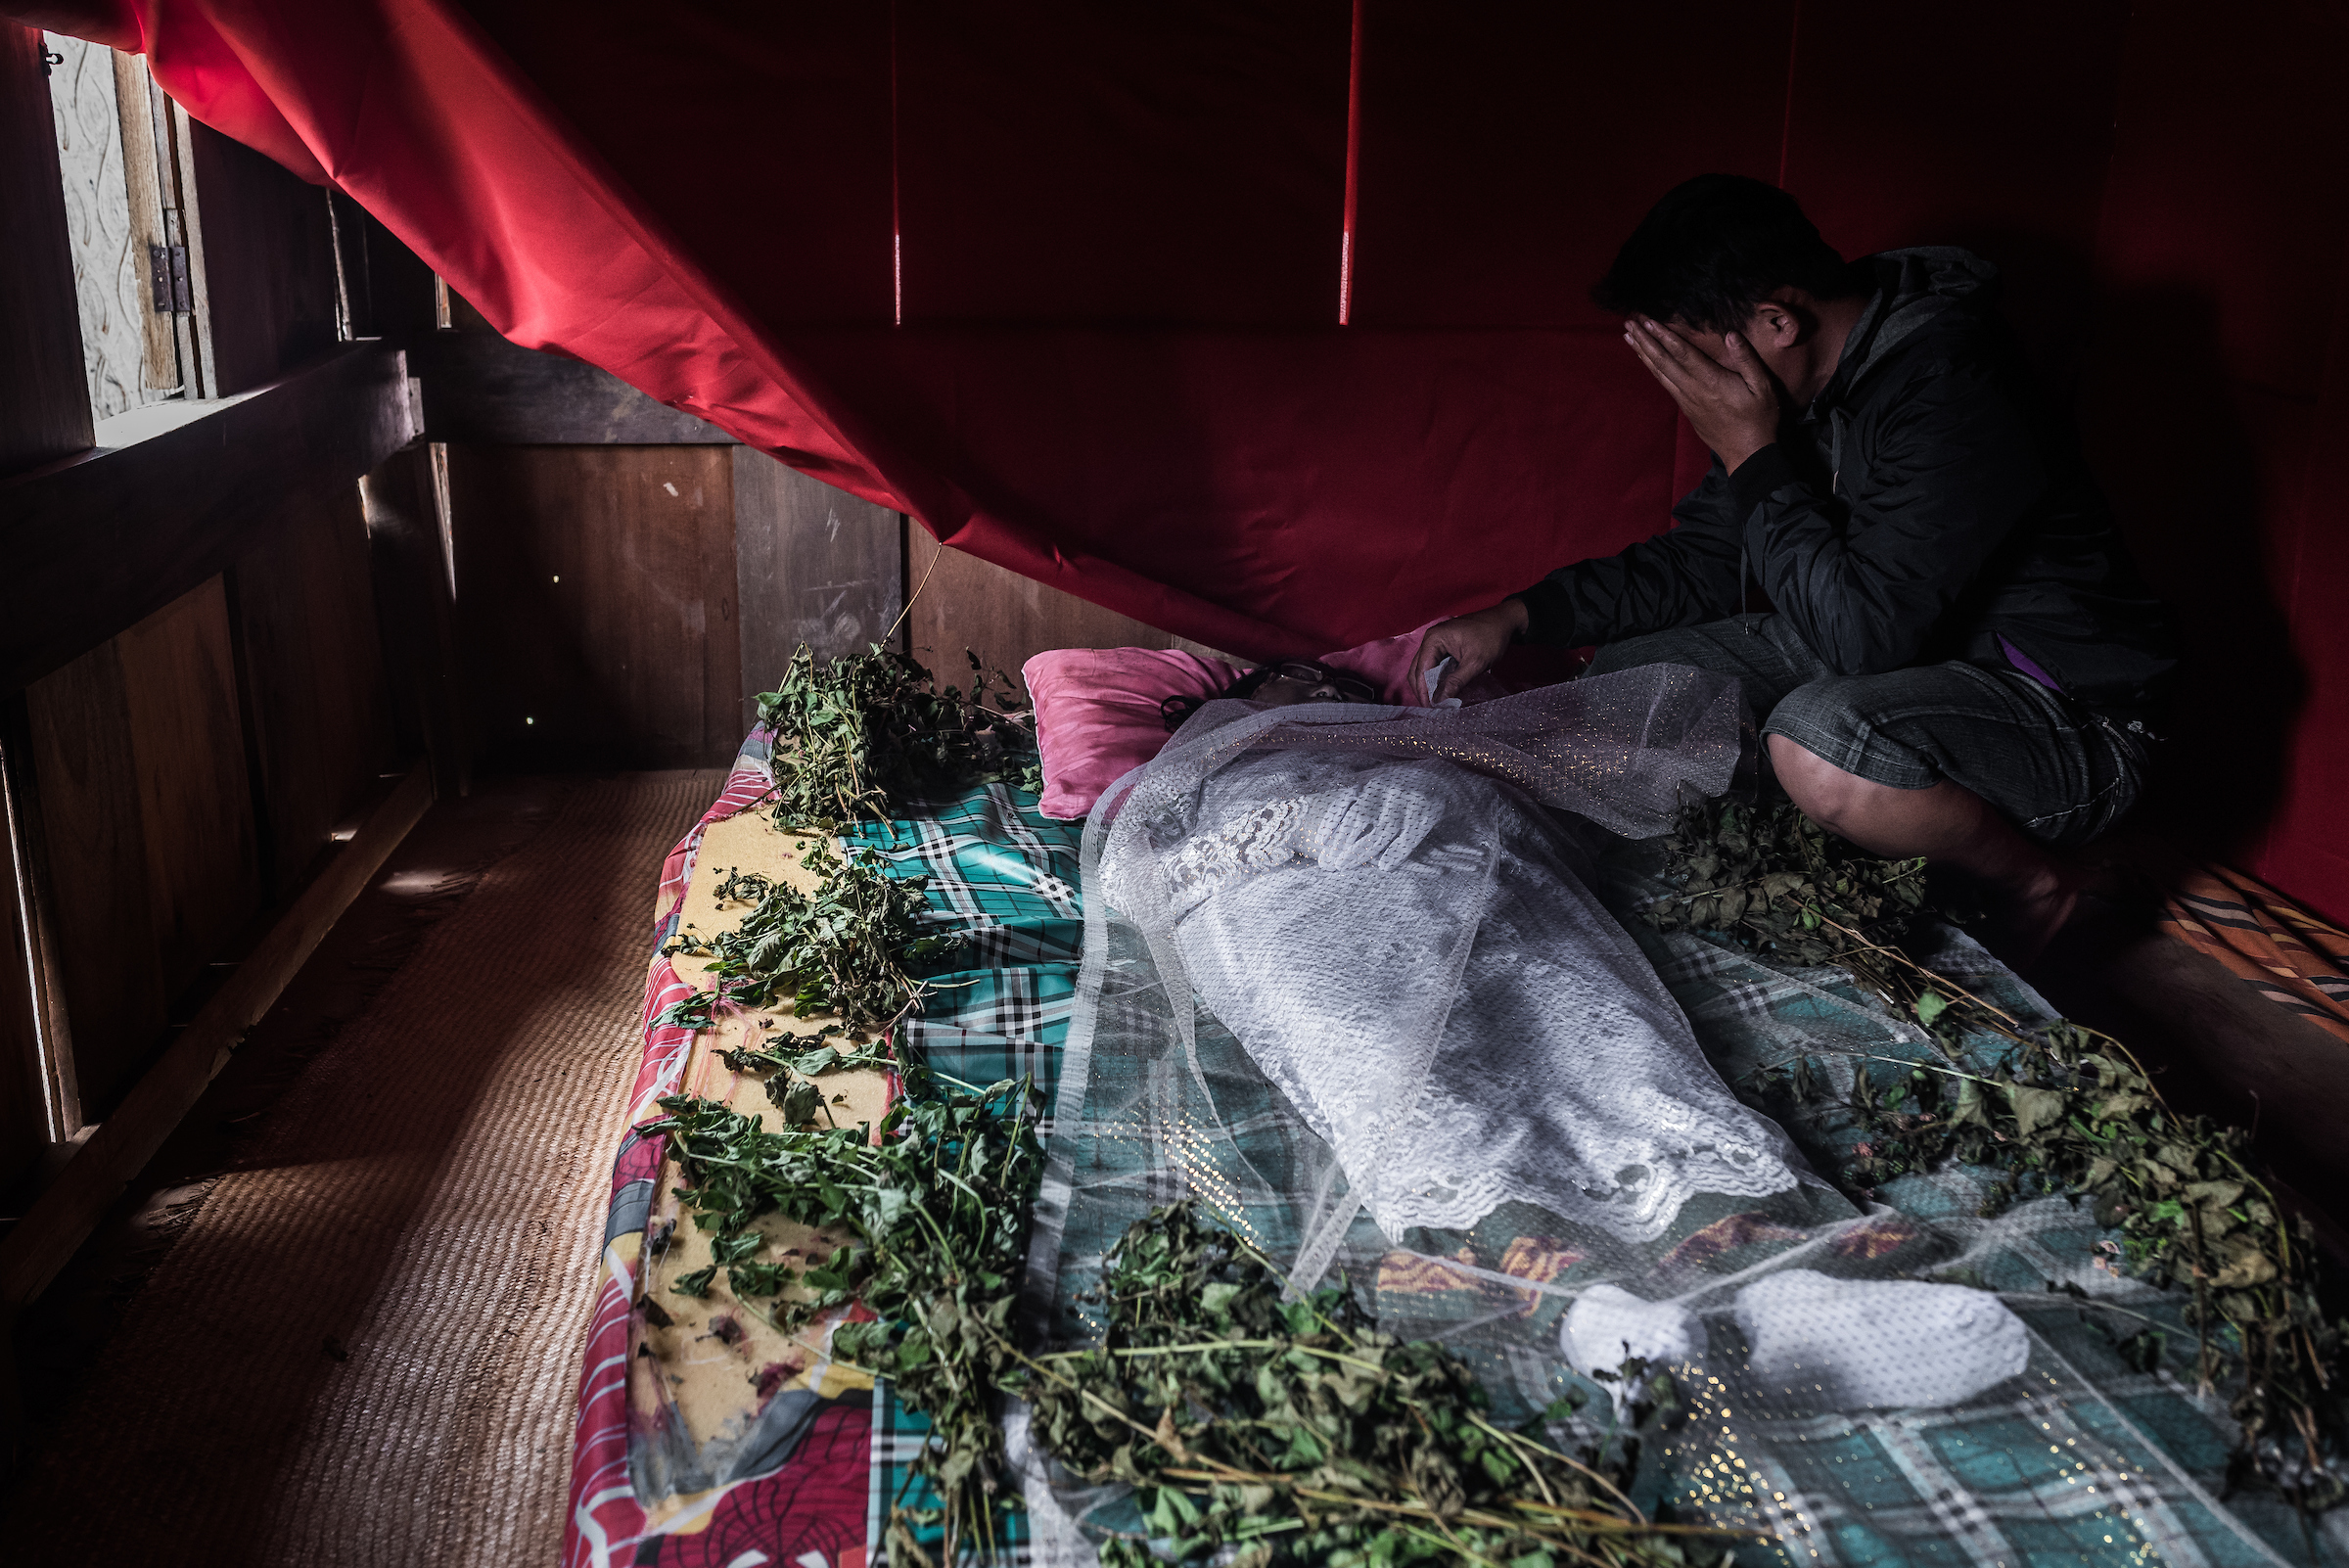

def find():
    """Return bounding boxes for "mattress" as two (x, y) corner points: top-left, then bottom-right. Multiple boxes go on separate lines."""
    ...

(561, 724), (1081, 1568)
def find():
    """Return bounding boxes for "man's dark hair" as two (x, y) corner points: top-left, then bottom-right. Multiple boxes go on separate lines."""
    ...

(1592, 174), (1860, 335)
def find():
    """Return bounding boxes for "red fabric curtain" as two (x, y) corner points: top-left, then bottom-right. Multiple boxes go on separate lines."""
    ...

(4, 0), (1767, 660)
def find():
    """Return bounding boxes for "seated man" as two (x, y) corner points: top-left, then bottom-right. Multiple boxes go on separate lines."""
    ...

(1410, 174), (2179, 960)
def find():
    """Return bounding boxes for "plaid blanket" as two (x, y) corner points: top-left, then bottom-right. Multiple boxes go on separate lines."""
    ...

(1619, 916), (2326, 1568)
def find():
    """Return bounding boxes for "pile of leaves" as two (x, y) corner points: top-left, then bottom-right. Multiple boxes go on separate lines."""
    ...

(646, 1076), (1732, 1568)
(659, 840), (957, 1034)
(1026, 1202), (1732, 1568)
(756, 644), (1044, 831)
(642, 1063), (1046, 1565)
(1637, 796), (1929, 967)
(1639, 797), (2349, 1513)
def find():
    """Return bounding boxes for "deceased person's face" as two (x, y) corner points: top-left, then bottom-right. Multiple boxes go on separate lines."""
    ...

(1253, 661), (1375, 708)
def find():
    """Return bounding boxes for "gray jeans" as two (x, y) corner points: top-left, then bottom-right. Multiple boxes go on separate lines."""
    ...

(1587, 616), (2145, 847)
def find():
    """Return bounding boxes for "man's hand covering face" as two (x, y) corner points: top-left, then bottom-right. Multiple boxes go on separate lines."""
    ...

(1624, 317), (1784, 474)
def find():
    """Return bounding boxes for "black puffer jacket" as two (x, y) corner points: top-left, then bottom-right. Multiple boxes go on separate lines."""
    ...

(1517, 249), (2179, 717)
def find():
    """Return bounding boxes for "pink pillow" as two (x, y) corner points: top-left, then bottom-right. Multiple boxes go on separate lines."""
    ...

(1022, 648), (1248, 819)
(1024, 622), (1489, 819)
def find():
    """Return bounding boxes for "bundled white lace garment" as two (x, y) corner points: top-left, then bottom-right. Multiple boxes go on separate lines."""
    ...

(1094, 670), (1819, 1247)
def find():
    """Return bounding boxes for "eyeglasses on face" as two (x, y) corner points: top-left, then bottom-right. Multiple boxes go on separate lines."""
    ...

(1269, 663), (1378, 703)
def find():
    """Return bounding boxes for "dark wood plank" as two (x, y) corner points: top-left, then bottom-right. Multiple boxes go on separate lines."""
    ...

(0, 696), (80, 1151)
(0, 344), (415, 697)
(114, 577), (259, 1010)
(21, 637), (165, 1121)
(109, 51), (179, 392)
(0, 23), (95, 477)
(326, 190), (373, 341)
(904, 528), (1232, 693)
(0, 728), (52, 1192)
(359, 443), (469, 798)
(161, 98), (219, 397)
(177, 115), (341, 398)
(228, 485), (395, 899)
(448, 445), (743, 767)
(732, 450), (902, 710)
(0, 761), (431, 1314)
(405, 330), (737, 445)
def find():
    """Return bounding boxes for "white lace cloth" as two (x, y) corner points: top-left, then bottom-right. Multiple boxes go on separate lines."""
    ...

(1099, 721), (1814, 1244)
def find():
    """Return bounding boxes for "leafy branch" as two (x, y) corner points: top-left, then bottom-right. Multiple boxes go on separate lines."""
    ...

(755, 644), (1044, 832)
(661, 839), (958, 1034)
(640, 1063), (1046, 1563)
(1025, 1202), (1737, 1568)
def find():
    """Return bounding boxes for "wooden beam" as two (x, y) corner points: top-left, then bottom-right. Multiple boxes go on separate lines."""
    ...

(732, 449), (903, 713)
(0, 343), (415, 696)
(0, 23), (95, 478)
(403, 329), (737, 444)
(0, 697), (72, 1187)
(0, 760), (433, 1314)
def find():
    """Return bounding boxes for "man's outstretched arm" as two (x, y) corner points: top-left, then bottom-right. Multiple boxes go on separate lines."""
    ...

(1408, 470), (1745, 702)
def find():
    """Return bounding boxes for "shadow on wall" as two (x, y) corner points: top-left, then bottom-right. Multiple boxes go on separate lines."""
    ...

(1947, 222), (2102, 404)
(2076, 284), (2306, 860)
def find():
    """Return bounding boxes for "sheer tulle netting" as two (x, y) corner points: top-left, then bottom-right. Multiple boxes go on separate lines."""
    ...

(1100, 682), (1812, 1255)
(1008, 667), (2292, 1568)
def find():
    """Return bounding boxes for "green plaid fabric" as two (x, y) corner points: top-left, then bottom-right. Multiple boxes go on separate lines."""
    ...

(1603, 861), (2321, 1568)
(850, 784), (1082, 1564)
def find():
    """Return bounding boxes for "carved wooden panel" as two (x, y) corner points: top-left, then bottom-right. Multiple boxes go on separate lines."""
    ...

(42, 34), (174, 418)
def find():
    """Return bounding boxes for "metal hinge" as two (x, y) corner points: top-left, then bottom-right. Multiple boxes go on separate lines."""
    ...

(148, 244), (192, 312)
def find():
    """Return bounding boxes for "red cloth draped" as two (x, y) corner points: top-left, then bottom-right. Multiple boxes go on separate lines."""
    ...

(6, 0), (1711, 660)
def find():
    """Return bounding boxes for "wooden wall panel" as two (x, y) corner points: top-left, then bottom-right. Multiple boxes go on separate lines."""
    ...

(0, 345), (414, 696)
(25, 577), (258, 1119)
(905, 530), (1231, 694)
(115, 578), (257, 1003)
(22, 638), (160, 1122)
(179, 115), (340, 398)
(229, 484), (396, 898)
(449, 445), (743, 768)
(733, 451), (902, 711)
(0, 23), (95, 478)
(410, 330), (738, 445)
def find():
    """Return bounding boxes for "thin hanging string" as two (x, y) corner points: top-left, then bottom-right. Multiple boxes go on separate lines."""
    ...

(883, 536), (946, 648)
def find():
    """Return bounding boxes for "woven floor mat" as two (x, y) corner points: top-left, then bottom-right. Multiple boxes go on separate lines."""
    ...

(13, 771), (715, 1565)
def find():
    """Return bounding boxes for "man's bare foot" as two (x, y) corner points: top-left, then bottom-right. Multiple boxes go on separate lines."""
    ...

(1990, 859), (2103, 971)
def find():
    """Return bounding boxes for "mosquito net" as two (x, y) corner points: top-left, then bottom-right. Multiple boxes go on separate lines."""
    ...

(1012, 664), (2320, 1568)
